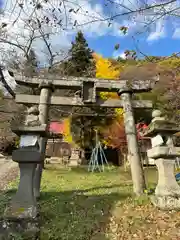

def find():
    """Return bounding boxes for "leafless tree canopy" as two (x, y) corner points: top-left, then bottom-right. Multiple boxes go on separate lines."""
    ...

(1, 0), (179, 70)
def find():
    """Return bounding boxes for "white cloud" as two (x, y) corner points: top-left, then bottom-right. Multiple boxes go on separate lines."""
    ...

(173, 28), (180, 39)
(147, 30), (165, 41)
(147, 19), (166, 41)
(112, 50), (126, 59)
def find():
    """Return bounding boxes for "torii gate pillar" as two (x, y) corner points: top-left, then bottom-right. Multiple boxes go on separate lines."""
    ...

(34, 82), (53, 198)
(118, 88), (146, 195)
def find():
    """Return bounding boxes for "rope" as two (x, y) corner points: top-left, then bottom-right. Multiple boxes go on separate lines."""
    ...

(88, 129), (109, 172)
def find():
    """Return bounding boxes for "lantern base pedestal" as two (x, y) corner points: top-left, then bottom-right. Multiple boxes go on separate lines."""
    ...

(0, 205), (40, 240)
(4, 203), (38, 219)
(0, 208), (40, 240)
(150, 195), (180, 210)
(150, 158), (180, 210)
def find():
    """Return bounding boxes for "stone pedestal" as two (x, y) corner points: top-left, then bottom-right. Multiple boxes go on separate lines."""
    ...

(0, 163), (40, 239)
(6, 163), (37, 218)
(155, 158), (180, 196)
(69, 159), (78, 167)
(151, 158), (180, 210)
(151, 195), (180, 210)
(69, 149), (79, 166)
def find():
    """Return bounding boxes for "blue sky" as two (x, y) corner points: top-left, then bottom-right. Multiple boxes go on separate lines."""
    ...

(1, 0), (180, 65)
(70, 0), (180, 58)
(85, 33), (180, 58)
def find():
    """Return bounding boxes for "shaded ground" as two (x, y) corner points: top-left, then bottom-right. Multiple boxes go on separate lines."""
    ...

(1, 165), (180, 239)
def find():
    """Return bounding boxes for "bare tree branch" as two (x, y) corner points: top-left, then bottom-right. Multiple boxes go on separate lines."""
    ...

(0, 68), (15, 98)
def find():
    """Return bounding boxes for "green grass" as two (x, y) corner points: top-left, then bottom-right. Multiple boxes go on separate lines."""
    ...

(39, 165), (134, 240)
(2, 165), (180, 239)
(0, 165), (159, 240)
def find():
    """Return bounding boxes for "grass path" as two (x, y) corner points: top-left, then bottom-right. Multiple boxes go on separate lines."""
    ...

(1, 165), (180, 239)
(0, 157), (18, 190)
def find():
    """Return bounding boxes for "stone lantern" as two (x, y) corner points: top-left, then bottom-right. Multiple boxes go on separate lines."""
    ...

(0, 106), (48, 238)
(144, 109), (180, 210)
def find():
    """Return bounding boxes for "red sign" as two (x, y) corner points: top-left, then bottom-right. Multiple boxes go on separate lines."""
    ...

(48, 122), (65, 134)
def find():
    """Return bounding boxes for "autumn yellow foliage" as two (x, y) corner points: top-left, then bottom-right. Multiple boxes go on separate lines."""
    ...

(93, 53), (124, 115)
(93, 53), (121, 80)
(63, 118), (74, 145)
(157, 57), (180, 71)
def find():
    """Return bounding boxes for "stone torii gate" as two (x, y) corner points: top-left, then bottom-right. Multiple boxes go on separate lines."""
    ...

(14, 74), (157, 195)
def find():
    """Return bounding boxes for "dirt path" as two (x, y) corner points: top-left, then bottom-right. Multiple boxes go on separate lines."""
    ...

(0, 156), (18, 191)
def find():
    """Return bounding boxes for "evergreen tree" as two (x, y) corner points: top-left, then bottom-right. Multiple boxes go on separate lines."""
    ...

(65, 31), (95, 77)
(24, 49), (38, 76)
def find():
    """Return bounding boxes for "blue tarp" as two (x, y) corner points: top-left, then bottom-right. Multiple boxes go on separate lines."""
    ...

(175, 173), (180, 181)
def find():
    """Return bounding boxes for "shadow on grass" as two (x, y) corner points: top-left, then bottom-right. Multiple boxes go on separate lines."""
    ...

(0, 187), (131, 240)
(39, 189), (131, 240)
(69, 184), (128, 194)
(68, 166), (120, 174)
(45, 165), (132, 178)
